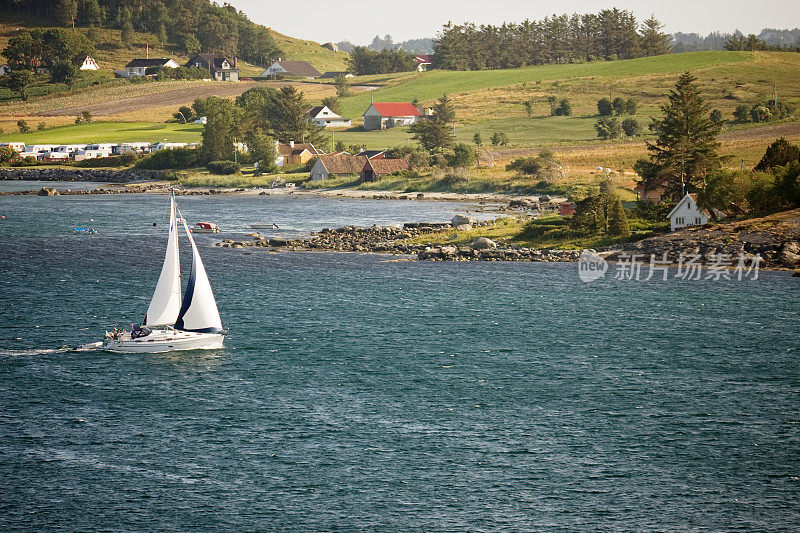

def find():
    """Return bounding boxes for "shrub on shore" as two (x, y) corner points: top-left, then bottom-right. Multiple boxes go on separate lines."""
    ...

(135, 148), (199, 170)
(206, 160), (239, 175)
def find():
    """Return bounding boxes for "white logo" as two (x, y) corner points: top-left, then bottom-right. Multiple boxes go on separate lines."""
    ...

(578, 249), (608, 283)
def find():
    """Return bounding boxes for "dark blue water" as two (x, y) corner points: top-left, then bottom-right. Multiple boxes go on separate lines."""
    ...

(1, 193), (799, 531)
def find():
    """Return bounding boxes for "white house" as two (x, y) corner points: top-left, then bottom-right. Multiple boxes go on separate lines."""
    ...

(308, 105), (351, 128)
(668, 193), (710, 232)
(79, 56), (100, 70)
(363, 102), (421, 130)
(261, 60), (321, 79)
(123, 58), (180, 77)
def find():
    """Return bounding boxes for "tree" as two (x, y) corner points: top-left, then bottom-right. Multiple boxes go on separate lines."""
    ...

(410, 120), (454, 151)
(200, 97), (242, 163)
(334, 74), (350, 97)
(552, 98), (572, 116)
(119, 7), (134, 45)
(710, 109), (724, 124)
(81, 110), (92, 122)
(245, 131), (277, 172)
(597, 98), (613, 116)
(173, 105), (194, 123)
(622, 118), (641, 137)
(612, 97), (626, 115)
(607, 196), (631, 236)
(157, 23), (168, 46)
(7, 70), (32, 100)
(17, 119), (31, 133)
(491, 132), (509, 146)
(57, 0), (78, 29)
(754, 138), (800, 172)
(434, 94), (456, 123)
(733, 104), (751, 123)
(639, 15), (671, 56)
(51, 61), (79, 84)
(646, 72), (721, 196)
(37, 122), (46, 130)
(570, 196), (606, 232)
(624, 98), (637, 115)
(448, 143), (477, 168)
(321, 96), (341, 115)
(594, 117), (621, 139)
(473, 132), (482, 146)
(78, 0), (103, 26)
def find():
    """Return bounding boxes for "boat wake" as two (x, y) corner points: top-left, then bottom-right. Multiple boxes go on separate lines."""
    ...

(0, 346), (73, 356)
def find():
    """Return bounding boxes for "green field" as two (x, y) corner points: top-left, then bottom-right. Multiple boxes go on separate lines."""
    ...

(337, 51), (754, 118)
(0, 122), (202, 144)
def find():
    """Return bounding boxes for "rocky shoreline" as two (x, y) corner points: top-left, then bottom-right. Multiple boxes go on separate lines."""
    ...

(0, 168), (164, 183)
(217, 219), (581, 263)
(608, 209), (800, 270)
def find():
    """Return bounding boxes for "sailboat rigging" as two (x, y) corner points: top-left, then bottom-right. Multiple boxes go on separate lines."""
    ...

(102, 192), (225, 352)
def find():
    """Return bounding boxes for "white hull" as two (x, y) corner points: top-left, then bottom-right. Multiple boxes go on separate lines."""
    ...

(104, 329), (223, 353)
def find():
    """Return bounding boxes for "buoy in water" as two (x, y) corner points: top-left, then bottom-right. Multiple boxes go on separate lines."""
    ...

(153, 222), (157, 226)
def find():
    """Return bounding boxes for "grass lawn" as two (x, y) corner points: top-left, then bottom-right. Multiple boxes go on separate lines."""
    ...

(0, 121), (202, 144)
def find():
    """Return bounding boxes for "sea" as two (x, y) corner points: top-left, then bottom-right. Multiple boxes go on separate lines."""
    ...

(1, 184), (798, 531)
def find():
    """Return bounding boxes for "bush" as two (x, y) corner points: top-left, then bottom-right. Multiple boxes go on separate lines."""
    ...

(491, 132), (509, 146)
(206, 160), (240, 175)
(750, 105), (772, 123)
(733, 104), (751, 123)
(76, 153), (138, 168)
(135, 148), (199, 170)
(448, 143), (477, 168)
(710, 109), (724, 124)
(754, 137), (800, 172)
(551, 98), (572, 116)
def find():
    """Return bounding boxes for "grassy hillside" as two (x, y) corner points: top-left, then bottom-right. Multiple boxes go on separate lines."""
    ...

(0, 121), (202, 143)
(337, 51), (755, 118)
(267, 29), (349, 72)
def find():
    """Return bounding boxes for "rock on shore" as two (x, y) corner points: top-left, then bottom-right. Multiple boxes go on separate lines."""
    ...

(607, 208), (800, 270)
(0, 168), (164, 183)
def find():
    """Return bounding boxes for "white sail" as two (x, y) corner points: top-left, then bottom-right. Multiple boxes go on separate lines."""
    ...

(144, 195), (182, 326)
(174, 217), (223, 333)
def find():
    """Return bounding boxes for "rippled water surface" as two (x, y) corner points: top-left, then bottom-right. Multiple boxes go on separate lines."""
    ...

(1, 192), (798, 531)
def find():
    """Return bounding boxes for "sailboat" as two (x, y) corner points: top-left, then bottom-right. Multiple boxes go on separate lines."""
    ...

(103, 192), (225, 353)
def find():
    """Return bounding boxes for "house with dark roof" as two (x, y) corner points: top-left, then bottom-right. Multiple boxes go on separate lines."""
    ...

(185, 54), (239, 81)
(363, 102), (421, 130)
(360, 158), (410, 182)
(261, 60), (321, 79)
(668, 193), (710, 232)
(308, 105), (351, 128)
(123, 58), (179, 77)
(309, 155), (368, 181)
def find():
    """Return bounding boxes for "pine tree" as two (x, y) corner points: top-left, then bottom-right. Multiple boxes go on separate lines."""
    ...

(639, 15), (671, 56)
(57, 0), (77, 29)
(434, 94), (455, 124)
(646, 72), (722, 197)
(608, 196), (631, 236)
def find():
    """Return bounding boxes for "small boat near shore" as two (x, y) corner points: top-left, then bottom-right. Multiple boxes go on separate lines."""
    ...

(250, 223), (279, 230)
(192, 221), (220, 234)
(73, 227), (97, 234)
(101, 192), (225, 353)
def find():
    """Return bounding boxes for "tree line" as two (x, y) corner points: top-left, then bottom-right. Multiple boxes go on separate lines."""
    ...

(432, 9), (670, 70)
(347, 47), (418, 75)
(0, 0), (281, 67)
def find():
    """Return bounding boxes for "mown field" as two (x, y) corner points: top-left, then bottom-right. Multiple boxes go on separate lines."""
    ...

(0, 121), (202, 144)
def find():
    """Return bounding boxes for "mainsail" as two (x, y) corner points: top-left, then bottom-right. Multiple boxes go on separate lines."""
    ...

(174, 216), (223, 333)
(144, 194), (181, 326)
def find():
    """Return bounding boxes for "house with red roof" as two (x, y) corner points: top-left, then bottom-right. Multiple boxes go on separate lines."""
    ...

(363, 102), (421, 131)
(414, 54), (432, 72)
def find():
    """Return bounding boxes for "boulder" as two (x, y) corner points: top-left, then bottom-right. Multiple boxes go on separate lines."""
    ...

(471, 237), (497, 250)
(38, 187), (58, 196)
(451, 214), (476, 227)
